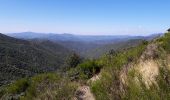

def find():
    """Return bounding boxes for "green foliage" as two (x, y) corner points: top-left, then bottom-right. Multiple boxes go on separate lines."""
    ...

(67, 59), (102, 80)
(100, 41), (147, 69)
(84, 39), (144, 58)
(157, 67), (170, 99)
(24, 73), (77, 100)
(25, 73), (60, 98)
(78, 60), (102, 78)
(90, 41), (148, 99)
(1, 73), (78, 100)
(0, 33), (72, 85)
(91, 68), (120, 100)
(123, 70), (150, 100)
(157, 32), (170, 53)
(66, 53), (81, 68)
(91, 80), (110, 100)
(7, 78), (29, 94)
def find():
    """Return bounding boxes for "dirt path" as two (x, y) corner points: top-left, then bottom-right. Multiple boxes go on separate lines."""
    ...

(75, 85), (95, 100)
(74, 74), (101, 100)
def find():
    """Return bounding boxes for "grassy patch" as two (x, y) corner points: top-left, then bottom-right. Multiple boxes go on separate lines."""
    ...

(1, 73), (78, 100)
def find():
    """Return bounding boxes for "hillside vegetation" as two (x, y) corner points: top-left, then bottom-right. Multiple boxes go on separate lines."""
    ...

(0, 73), (78, 100)
(89, 32), (170, 100)
(1, 32), (170, 100)
(83, 39), (144, 58)
(0, 33), (72, 86)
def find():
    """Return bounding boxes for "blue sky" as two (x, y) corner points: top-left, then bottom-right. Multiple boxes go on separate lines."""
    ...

(0, 0), (169, 35)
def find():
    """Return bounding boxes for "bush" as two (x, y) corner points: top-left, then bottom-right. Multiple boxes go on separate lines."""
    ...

(7, 78), (29, 94)
(1, 73), (78, 100)
(157, 32), (170, 53)
(66, 53), (81, 68)
(91, 68), (121, 100)
(78, 60), (102, 78)
(25, 73), (60, 98)
(24, 73), (78, 99)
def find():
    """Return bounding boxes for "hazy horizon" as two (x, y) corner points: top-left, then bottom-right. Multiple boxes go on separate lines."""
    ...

(3, 31), (163, 37)
(0, 0), (169, 35)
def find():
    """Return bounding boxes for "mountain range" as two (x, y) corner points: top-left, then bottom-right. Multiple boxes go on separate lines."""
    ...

(7, 32), (162, 58)
(7, 32), (161, 42)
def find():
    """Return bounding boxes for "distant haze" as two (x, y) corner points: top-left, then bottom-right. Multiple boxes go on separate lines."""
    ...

(0, 0), (169, 35)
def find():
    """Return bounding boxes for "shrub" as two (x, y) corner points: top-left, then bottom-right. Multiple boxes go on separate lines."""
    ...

(78, 60), (102, 78)
(24, 73), (78, 100)
(1, 73), (78, 100)
(66, 53), (81, 68)
(25, 73), (60, 98)
(7, 78), (29, 94)
(158, 32), (170, 53)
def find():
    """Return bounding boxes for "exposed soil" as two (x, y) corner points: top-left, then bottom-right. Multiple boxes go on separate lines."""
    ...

(73, 73), (102, 100)
(74, 85), (95, 100)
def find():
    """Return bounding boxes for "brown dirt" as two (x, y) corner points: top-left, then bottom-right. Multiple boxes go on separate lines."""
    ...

(74, 85), (95, 100)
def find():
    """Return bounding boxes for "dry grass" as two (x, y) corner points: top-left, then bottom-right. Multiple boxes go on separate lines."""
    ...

(136, 59), (159, 88)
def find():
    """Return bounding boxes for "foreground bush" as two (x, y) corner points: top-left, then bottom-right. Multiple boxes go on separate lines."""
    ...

(0, 73), (78, 100)
(78, 60), (102, 78)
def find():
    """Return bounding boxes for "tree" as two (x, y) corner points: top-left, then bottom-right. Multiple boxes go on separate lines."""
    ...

(167, 28), (170, 32)
(108, 49), (116, 55)
(67, 53), (81, 68)
(78, 60), (101, 78)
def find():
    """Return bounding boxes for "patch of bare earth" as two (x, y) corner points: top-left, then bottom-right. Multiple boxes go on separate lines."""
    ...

(74, 74), (100, 100)
(74, 85), (95, 100)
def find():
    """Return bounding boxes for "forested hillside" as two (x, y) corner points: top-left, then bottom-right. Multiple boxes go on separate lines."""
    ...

(83, 39), (144, 58)
(0, 33), (72, 86)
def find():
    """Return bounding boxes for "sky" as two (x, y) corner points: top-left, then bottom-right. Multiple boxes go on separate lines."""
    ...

(0, 0), (169, 35)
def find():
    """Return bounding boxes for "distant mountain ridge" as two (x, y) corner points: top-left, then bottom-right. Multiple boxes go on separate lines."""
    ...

(6, 32), (162, 58)
(7, 32), (162, 43)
